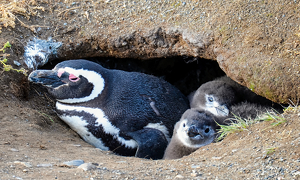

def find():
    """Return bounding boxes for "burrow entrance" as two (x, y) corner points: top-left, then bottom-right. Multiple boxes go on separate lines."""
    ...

(42, 56), (226, 96)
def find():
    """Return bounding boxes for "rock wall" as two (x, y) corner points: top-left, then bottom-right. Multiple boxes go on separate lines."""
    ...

(1, 0), (299, 104)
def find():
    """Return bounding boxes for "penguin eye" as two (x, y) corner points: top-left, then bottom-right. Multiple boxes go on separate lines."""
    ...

(208, 96), (214, 102)
(183, 123), (186, 127)
(205, 128), (210, 133)
(69, 74), (80, 82)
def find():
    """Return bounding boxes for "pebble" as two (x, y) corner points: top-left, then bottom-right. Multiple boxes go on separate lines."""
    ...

(37, 163), (53, 167)
(175, 174), (184, 179)
(77, 163), (97, 171)
(60, 160), (84, 167)
(191, 172), (198, 177)
(14, 161), (33, 168)
(191, 165), (200, 168)
(117, 161), (127, 163)
(232, 149), (238, 153)
(14, 61), (21, 66)
(12, 176), (23, 180)
(10, 148), (19, 152)
(212, 156), (222, 160)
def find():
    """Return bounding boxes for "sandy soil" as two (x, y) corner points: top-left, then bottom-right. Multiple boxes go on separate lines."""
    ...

(1, 79), (300, 179)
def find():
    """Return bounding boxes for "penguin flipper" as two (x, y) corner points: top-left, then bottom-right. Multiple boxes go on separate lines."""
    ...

(126, 128), (168, 160)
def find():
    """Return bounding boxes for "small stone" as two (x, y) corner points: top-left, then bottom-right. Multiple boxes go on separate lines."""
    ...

(175, 174), (184, 179)
(191, 172), (198, 177)
(191, 165), (200, 168)
(37, 164), (53, 167)
(60, 160), (84, 167)
(117, 161), (127, 163)
(232, 149), (238, 153)
(14, 61), (21, 66)
(14, 161), (32, 168)
(212, 156), (222, 160)
(23, 169), (29, 172)
(77, 163), (97, 171)
(10, 148), (19, 152)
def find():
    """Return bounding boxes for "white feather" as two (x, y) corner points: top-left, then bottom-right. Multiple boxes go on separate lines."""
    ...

(56, 102), (138, 149)
(144, 123), (170, 142)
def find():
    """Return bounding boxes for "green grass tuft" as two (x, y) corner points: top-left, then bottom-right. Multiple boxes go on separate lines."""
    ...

(0, 41), (28, 76)
(217, 111), (286, 141)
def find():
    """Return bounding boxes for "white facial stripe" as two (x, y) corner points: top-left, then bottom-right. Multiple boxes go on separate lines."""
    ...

(57, 67), (105, 104)
(144, 123), (170, 142)
(56, 102), (138, 149)
(176, 119), (215, 148)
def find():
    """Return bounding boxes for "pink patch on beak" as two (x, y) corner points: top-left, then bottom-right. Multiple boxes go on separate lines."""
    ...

(69, 74), (79, 82)
(57, 69), (65, 77)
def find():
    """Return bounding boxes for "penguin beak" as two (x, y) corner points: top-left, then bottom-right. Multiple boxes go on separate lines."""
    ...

(28, 70), (65, 88)
(216, 104), (229, 116)
(187, 125), (204, 139)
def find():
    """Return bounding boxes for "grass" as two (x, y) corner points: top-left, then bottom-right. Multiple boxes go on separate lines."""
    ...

(266, 147), (277, 155)
(0, 0), (44, 33)
(216, 111), (286, 141)
(37, 111), (54, 123)
(0, 41), (28, 75)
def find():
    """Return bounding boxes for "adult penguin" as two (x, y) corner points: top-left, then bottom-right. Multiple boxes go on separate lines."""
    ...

(28, 59), (189, 159)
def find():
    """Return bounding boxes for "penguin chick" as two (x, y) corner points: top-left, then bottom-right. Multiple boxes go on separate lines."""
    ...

(163, 109), (217, 160)
(189, 80), (239, 117)
(189, 76), (283, 118)
(214, 76), (283, 111)
(28, 59), (189, 159)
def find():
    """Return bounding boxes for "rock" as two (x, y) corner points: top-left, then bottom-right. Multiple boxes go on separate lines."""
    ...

(77, 163), (97, 171)
(37, 164), (53, 167)
(59, 160), (84, 167)
(191, 172), (198, 177)
(14, 161), (32, 168)
(10, 148), (19, 152)
(175, 174), (184, 179)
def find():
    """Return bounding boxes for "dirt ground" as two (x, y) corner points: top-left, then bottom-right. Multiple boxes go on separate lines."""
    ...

(1, 0), (300, 179)
(1, 73), (300, 180)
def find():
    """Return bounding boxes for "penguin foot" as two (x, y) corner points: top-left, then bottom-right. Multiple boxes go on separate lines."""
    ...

(126, 128), (168, 160)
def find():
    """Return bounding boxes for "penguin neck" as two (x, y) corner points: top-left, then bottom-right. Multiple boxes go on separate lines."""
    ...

(164, 134), (198, 160)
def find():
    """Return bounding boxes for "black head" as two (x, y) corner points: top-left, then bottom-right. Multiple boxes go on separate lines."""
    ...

(28, 59), (106, 103)
(174, 109), (217, 148)
(190, 81), (239, 117)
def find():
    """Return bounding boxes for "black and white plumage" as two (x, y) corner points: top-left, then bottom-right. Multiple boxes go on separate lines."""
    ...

(189, 76), (282, 118)
(28, 59), (189, 159)
(163, 109), (217, 160)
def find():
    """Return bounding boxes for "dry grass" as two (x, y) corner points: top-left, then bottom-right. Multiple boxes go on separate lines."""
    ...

(0, 0), (44, 33)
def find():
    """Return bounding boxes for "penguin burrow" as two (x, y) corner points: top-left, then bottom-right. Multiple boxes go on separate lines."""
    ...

(28, 56), (283, 160)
